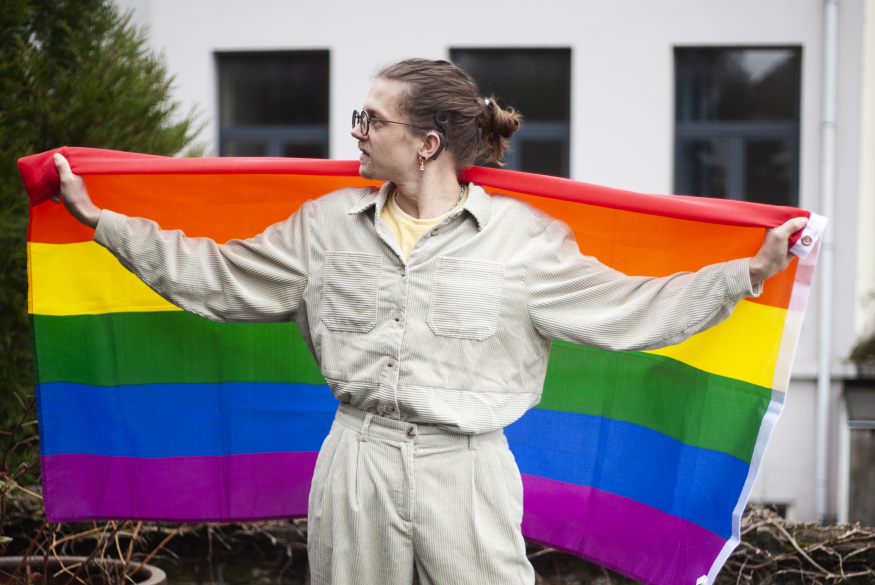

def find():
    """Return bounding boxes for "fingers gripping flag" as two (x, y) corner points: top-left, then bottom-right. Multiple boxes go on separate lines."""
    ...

(19, 147), (824, 585)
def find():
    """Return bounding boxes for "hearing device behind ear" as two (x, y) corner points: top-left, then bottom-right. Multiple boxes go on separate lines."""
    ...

(429, 111), (450, 160)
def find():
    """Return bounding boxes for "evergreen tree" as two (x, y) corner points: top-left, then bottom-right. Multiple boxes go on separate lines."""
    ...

(0, 0), (202, 473)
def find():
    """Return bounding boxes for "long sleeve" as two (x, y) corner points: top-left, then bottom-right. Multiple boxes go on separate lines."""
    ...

(525, 219), (761, 352)
(93, 204), (311, 323)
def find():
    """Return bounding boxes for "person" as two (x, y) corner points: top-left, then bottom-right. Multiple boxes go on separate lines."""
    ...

(52, 58), (806, 585)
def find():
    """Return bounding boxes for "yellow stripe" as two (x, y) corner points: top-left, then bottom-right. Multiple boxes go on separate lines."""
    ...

(31, 242), (786, 388)
(27, 242), (34, 315)
(645, 299), (786, 389)
(29, 242), (180, 315)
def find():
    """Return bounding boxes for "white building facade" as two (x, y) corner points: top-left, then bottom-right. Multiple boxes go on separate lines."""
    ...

(117, 0), (875, 523)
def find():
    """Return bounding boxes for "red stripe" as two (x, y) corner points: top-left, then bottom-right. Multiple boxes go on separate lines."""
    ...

(17, 147), (364, 205)
(463, 166), (808, 241)
(19, 147), (810, 243)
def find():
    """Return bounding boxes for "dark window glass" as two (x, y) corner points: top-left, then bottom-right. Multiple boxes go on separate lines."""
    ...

(452, 49), (570, 121)
(849, 428), (875, 526)
(674, 47), (800, 206)
(221, 142), (266, 157)
(745, 139), (793, 206)
(284, 143), (327, 159)
(680, 140), (728, 199)
(846, 383), (875, 526)
(847, 386), (875, 425)
(676, 49), (801, 122)
(219, 52), (329, 126)
(519, 140), (564, 177)
(450, 48), (571, 177)
(217, 51), (329, 158)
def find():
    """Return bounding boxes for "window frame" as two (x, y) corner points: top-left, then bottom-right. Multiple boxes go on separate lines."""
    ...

(673, 46), (802, 206)
(846, 382), (875, 430)
(449, 47), (572, 178)
(674, 120), (799, 202)
(216, 50), (330, 158)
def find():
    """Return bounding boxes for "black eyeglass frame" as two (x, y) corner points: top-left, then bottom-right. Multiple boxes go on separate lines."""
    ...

(352, 110), (449, 161)
(352, 110), (430, 136)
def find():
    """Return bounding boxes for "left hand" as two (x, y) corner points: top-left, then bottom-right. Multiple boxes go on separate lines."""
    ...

(50, 153), (102, 229)
(749, 217), (809, 285)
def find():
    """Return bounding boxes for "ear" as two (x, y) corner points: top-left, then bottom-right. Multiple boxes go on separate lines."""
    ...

(419, 132), (445, 160)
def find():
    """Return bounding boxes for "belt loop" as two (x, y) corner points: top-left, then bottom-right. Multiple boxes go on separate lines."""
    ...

(468, 433), (477, 451)
(359, 412), (374, 442)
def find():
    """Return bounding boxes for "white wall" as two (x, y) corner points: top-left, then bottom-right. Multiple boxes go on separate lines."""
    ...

(750, 0), (866, 522)
(857, 0), (875, 341)
(115, 0), (868, 522)
(751, 382), (818, 520)
(117, 0), (827, 190)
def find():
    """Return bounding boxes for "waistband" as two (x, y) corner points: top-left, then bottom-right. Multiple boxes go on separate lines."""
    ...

(336, 402), (504, 449)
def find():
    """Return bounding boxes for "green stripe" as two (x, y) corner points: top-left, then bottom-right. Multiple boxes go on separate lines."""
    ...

(539, 340), (772, 464)
(35, 313), (770, 462)
(33, 312), (325, 386)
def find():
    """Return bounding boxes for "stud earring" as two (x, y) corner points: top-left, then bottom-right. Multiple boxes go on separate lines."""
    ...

(419, 156), (425, 171)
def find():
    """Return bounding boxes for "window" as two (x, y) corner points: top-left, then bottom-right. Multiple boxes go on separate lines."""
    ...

(217, 51), (329, 158)
(847, 385), (875, 429)
(846, 382), (875, 526)
(746, 502), (789, 519)
(450, 48), (571, 178)
(674, 48), (801, 206)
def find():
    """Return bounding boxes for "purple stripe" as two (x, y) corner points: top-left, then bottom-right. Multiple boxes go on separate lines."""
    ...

(44, 453), (727, 584)
(521, 475), (726, 585)
(42, 452), (317, 523)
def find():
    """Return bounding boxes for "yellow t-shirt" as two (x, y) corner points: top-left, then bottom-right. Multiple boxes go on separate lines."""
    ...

(382, 187), (469, 260)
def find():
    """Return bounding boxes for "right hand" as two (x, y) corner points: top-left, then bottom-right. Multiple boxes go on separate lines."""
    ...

(748, 216), (810, 285)
(51, 153), (102, 229)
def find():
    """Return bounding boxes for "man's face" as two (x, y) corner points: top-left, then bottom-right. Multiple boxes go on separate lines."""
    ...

(352, 79), (419, 181)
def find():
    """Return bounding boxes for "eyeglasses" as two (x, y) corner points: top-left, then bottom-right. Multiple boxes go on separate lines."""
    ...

(352, 110), (433, 137)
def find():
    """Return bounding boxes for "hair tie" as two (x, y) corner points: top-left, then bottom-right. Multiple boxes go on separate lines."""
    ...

(482, 98), (493, 110)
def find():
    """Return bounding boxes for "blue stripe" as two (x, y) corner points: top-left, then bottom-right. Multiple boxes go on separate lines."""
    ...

(505, 408), (748, 539)
(39, 382), (338, 457)
(40, 381), (745, 538)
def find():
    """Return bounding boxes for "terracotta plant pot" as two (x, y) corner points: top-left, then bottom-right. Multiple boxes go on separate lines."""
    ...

(0, 555), (166, 585)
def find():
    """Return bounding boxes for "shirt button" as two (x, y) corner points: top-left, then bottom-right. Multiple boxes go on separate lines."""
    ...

(387, 359), (395, 368)
(393, 311), (402, 322)
(406, 427), (416, 439)
(386, 405), (395, 413)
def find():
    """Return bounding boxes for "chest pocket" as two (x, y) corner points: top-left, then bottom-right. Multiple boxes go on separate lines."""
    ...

(427, 257), (505, 341)
(321, 251), (383, 333)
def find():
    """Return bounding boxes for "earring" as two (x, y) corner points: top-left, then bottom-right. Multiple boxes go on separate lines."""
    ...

(419, 156), (425, 171)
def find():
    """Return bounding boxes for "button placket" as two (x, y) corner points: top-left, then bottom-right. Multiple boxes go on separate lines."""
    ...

(384, 258), (410, 389)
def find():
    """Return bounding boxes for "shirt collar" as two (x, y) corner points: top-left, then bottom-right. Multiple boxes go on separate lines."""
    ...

(461, 183), (492, 230)
(346, 183), (390, 216)
(347, 182), (492, 231)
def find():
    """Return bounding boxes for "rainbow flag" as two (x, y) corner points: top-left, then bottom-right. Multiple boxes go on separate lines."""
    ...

(19, 147), (824, 585)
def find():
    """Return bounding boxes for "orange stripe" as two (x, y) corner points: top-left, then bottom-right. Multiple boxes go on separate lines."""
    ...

(502, 190), (796, 310)
(30, 174), (381, 244)
(29, 174), (795, 309)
